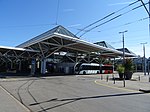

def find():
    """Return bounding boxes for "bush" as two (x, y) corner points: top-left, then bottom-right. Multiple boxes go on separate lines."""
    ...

(124, 59), (134, 72)
(117, 64), (125, 74)
(124, 58), (134, 80)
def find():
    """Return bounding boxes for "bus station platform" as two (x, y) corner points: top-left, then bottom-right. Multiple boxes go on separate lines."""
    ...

(78, 72), (150, 92)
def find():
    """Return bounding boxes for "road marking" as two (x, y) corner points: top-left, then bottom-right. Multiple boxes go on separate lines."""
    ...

(1, 78), (18, 81)
(95, 80), (139, 92)
(0, 84), (31, 112)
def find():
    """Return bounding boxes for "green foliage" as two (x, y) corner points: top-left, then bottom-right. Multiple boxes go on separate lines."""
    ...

(117, 59), (134, 79)
(124, 58), (134, 72)
(117, 64), (125, 74)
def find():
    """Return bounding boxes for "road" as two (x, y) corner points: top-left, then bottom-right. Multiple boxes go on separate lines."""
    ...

(0, 75), (150, 112)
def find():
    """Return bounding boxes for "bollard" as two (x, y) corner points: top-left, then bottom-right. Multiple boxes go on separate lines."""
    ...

(106, 75), (109, 82)
(123, 73), (125, 87)
(101, 74), (103, 80)
(113, 75), (115, 84)
(139, 76), (140, 81)
(112, 74), (114, 79)
(149, 76), (150, 82)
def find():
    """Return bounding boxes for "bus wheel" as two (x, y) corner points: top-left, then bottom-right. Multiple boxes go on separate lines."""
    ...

(83, 71), (86, 75)
(97, 71), (99, 74)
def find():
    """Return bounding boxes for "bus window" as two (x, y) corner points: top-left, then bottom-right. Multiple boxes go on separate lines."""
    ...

(74, 63), (100, 74)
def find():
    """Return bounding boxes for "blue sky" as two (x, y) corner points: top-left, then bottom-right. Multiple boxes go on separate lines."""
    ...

(0, 0), (149, 57)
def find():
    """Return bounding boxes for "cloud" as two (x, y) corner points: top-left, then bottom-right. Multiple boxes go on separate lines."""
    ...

(63, 9), (75, 12)
(67, 24), (81, 28)
(108, 2), (133, 6)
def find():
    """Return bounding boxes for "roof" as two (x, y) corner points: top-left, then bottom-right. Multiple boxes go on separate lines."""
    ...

(94, 41), (116, 50)
(0, 45), (40, 58)
(0, 45), (39, 52)
(117, 48), (136, 55)
(17, 25), (136, 58)
(17, 25), (78, 48)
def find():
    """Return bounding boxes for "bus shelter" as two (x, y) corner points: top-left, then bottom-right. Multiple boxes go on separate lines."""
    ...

(16, 25), (136, 74)
(0, 46), (40, 74)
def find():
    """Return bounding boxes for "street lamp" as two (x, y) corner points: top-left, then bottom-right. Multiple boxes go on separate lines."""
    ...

(119, 30), (128, 87)
(141, 42), (147, 75)
(119, 30), (128, 64)
(148, 60), (150, 75)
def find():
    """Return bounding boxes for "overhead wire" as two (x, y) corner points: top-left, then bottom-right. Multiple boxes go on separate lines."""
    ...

(2, 16), (147, 30)
(69, 16), (149, 41)
(72, 16), (149, 44)
(79, 2), (149, 37)
(0, 0), (147, 33)
(97, 17), (149, 33)
(75, 0), (140, 36)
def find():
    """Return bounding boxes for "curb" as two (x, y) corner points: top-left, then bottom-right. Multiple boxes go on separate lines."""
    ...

(139, 88), (150, 93)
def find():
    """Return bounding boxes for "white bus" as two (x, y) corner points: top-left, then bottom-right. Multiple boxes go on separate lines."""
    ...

(74, 63), (100, 75)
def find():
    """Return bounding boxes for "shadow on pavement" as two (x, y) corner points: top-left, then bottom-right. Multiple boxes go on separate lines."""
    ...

(30, 92), (146, 112)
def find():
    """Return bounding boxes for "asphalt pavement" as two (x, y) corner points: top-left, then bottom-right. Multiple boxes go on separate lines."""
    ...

(0, 72), (150, 112)
(0, 84), (30, 112)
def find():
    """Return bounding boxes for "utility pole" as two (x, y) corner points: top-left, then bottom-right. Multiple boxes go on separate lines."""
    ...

(141, 42), (147, 75)
(119, 30), (128, 87)
(148, 60), (150, 75)
(119, 30), (128, 64)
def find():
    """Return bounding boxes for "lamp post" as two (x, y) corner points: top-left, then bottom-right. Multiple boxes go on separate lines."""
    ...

(119, 30), (128, 87)
(148, 60), (150, 75)
(141, 42), (147, 75)
(119, 30), (128, 64)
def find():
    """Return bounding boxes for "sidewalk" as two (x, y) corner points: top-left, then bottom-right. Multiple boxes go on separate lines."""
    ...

(95, 72), (150, 92)
(0, 84), (30, 112)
